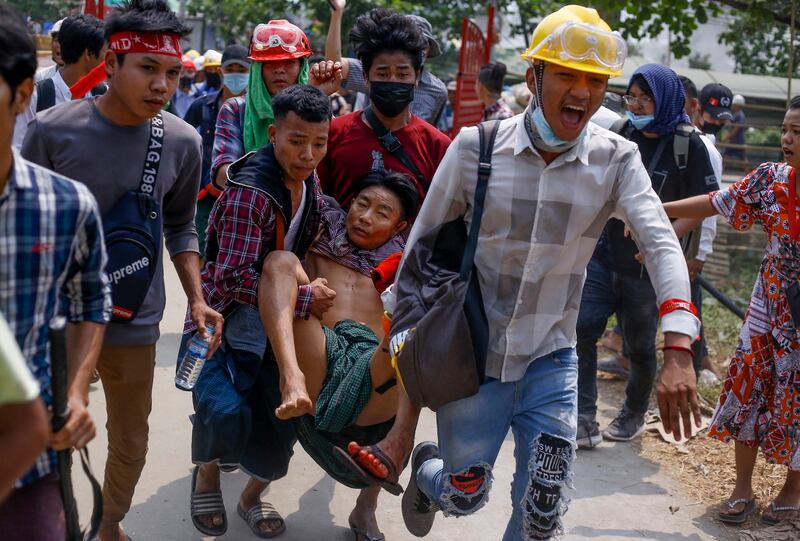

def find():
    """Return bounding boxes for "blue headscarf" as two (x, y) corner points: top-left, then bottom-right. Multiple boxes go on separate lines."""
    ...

(627, 64), (691, 136)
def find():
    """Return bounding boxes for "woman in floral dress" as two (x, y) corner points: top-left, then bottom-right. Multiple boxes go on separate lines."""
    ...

(663, 96), (800, 525)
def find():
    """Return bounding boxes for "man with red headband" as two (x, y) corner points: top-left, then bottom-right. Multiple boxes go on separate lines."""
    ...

(21, 2), (223, 540)
(209, 19), (341, 193)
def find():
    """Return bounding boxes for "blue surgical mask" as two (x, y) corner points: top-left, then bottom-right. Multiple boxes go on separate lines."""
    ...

(223, 73), (249, 95)
(626, 111), (655, 131)
(526, 104), (587, 154)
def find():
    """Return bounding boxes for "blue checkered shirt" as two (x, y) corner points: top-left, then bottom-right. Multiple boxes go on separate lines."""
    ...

(1, 150), (111, 487)
(342, 58), (448, 125)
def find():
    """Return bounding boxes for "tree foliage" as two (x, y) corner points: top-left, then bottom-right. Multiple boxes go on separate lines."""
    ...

(718, 1), (798, 77)
(185, 0), (797, 72)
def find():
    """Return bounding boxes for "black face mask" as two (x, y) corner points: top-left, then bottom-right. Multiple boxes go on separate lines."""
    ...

(179, 76), (193, 90)
(369, 81), (415, 118)
(205, 72), (222, 89)
(702, 121), (722, 135)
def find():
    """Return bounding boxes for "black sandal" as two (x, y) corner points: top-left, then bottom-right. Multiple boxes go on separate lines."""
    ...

(237, 501), (286, 538)
(189, 465), (227, 536)
(332, 444), (403, 496)
(718, 497), (756, 524)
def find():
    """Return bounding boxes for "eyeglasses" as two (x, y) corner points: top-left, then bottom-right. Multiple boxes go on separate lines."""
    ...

(622, 94), (654, 108)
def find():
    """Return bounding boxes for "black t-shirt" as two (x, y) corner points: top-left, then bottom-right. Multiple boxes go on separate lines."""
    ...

(607, 127), (719, 276)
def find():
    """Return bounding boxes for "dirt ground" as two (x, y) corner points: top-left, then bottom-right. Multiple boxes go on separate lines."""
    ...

(596, 368), (800, 541)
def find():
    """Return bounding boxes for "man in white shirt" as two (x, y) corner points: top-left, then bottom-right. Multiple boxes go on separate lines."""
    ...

(34, 19), (65, 83)
(13, 14), (105, 149)
(380, 7), (701, 540)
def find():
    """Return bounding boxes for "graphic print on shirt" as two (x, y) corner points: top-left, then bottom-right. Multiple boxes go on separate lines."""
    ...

(371, 150), (384, 171)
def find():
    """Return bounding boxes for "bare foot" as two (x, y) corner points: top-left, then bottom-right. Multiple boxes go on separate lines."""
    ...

(194, 463), (224, 530)
(348, 507), (381, 541)
(276, 377), (313, 420)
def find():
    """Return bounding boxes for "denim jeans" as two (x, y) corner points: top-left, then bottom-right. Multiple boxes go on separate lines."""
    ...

(576, 255), (659, 417)
(417, 349), (578, 540)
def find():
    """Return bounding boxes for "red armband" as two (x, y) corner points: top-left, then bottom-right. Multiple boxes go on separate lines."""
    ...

(659, 299), (698, 318)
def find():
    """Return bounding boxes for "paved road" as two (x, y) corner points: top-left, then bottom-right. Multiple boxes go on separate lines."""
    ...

(72, 261), (732, 540)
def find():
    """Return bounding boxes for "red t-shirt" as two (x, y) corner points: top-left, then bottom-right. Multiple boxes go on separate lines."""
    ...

(316, 111), (451, 207)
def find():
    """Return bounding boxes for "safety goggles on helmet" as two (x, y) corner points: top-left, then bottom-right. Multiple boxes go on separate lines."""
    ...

(522, 21), (627, 77)
(249, 20), (312, 62)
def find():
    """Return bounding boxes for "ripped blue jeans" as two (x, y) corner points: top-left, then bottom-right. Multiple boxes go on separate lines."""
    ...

(417, 348), (578, 540)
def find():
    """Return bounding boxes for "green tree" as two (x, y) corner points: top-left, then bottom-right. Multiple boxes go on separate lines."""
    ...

(718, 2), (798, 76)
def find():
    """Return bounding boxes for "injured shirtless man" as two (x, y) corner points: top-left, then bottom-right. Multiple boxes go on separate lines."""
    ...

(259, 169), (419, 540)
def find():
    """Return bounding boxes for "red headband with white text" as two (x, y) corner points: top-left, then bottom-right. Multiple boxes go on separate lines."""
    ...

(109, 32), (183, 58)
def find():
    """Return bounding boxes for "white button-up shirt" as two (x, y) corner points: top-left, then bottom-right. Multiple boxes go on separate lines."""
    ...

(395, 112), (701, 382)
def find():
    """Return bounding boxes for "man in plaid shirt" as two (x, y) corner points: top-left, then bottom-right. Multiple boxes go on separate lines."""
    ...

(0, 8), (110, 539)
(185, 86), (336, 538)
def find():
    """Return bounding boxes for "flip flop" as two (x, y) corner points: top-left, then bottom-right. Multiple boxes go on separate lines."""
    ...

(761, 501), (800, 525)
(718, 497), (756, 524)
(237, 501), (286, 538)
(348, 518), (386, 541)
(401, 441), (440, 538)
(189, 465), (227, 536)
(332, 444), (404, 496)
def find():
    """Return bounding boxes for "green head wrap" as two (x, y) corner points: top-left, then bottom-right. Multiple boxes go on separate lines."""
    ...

(243, 58), (310, 153)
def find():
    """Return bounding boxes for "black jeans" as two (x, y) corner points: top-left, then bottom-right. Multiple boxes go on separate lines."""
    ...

(576, 255), (659, 417)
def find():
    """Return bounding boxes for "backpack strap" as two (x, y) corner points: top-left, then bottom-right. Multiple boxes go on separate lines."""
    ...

(673, 122), (693, 172)
(460, 120), (500, 279)
(610, 117), (630, 136)
(35, 78), (56, 113)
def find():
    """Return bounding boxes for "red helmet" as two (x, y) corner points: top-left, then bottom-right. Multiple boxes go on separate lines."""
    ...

(249, 20), (312, 62)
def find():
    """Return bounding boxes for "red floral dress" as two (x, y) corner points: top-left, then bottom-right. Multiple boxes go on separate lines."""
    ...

(707, 162), (800, 470)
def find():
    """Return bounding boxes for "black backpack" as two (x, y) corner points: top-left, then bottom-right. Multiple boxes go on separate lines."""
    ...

(611, 117), (700, 258)
(35, 78), (108, 113)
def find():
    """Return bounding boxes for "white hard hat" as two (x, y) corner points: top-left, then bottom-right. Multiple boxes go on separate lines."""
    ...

(732, 94), (745, 106)
(193, 56), (205, 72)
(50, 18), (65, 36)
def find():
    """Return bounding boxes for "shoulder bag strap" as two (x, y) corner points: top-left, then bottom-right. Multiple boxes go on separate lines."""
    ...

(459, 120), (501, 279)
(363, 107), (427, 189)
(140, 113), (165, 195)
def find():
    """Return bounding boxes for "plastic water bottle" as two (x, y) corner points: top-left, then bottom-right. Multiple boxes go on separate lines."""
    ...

(175, 325), (215, 391)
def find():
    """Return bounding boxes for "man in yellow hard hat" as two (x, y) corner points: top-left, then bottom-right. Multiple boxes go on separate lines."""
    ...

(388, 6), (701, 539)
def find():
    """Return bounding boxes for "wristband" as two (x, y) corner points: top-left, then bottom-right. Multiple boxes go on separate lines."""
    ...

(661, 345), (694, 356)
(659, 299), (698, 318)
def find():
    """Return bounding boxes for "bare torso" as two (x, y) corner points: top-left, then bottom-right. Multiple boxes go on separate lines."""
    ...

(305, 252), (385, 340)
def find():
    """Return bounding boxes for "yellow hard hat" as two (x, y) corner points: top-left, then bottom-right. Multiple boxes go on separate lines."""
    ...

(203, 49), (222, 68)
(521, 5), (627, 77)
(184, 49), (200, 60)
